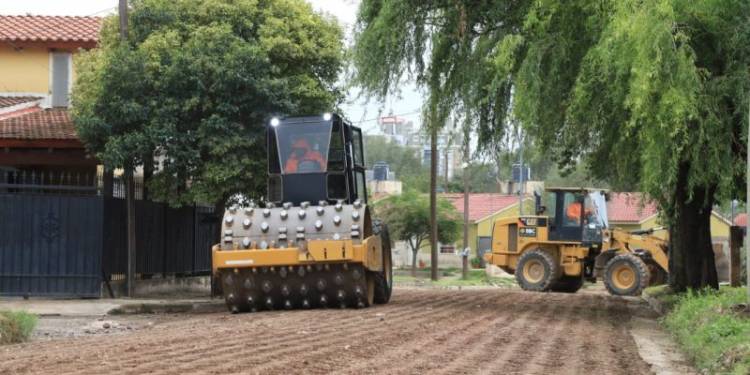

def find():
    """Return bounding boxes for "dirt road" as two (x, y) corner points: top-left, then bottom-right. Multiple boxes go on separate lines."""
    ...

(1, 288), (656, 374)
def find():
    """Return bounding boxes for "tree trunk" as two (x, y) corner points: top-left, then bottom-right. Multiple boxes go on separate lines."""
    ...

(668, 162), (719, 292)
(411, 248), (418, 277)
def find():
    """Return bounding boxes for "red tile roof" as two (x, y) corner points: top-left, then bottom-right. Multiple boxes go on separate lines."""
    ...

(0, 107), (78, 140)
(607, 192), (658, 223)
(0, 96), (42, 109)
(734, 213), (746, 227)
(0, 15), (101, 44)
(442, 193), (521, 222)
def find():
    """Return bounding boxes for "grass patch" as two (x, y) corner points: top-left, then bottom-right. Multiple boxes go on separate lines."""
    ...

(393, 268), (516, 288)
(658, 287), (750, 375)
(0, 310), (37, 345)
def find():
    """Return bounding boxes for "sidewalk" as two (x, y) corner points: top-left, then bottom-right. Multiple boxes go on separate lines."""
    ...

(0, 297), (224, 316)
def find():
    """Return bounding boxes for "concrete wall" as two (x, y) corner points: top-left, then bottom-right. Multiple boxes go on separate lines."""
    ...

(392, 241), (464, 269)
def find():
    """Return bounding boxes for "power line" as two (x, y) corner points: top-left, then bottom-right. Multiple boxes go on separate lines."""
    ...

(351, 109), (422, 124)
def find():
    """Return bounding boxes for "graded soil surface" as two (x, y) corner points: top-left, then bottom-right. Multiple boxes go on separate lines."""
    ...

(0, 288), (656, 374)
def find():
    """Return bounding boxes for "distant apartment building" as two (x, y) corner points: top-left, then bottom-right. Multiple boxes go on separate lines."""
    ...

(377, 114), (414, 146)
(412, 128), (462, 181)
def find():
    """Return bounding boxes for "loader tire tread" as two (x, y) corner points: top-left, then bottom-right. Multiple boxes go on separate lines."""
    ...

(515, 249), (559, 292)
(603, 253), (649, 296)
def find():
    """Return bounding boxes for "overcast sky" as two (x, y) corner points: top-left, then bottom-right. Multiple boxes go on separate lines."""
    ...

(0, 0), (424, 134)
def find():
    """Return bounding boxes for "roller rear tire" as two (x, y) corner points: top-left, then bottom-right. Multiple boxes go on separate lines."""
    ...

(372, 221), (393, 304)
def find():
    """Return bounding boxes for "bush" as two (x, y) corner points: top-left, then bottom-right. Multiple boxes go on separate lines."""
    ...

(663, 287), (750, 375)
(470, 257), (483, 269)
(0, 310), (37, 345)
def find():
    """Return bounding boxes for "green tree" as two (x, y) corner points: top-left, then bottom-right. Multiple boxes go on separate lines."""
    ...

(73, 0), (345, 206)
(376, 190), (460, 276)
(353, 0), (750, 292)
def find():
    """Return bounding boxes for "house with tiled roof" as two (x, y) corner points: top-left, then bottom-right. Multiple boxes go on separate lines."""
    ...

(732, 213), (746, 227)
(0, 15), (102, 180)
(606, 192), (732, 241)
(441, 193), (534, 258)
(606, 192), (660, 230)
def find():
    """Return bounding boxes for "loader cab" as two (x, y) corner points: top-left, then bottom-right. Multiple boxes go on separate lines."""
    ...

(267, 113), (367, 206)
(537, 188), (607, 246)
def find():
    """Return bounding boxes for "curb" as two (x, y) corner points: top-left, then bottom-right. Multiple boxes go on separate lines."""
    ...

(108, 301), (225, 315)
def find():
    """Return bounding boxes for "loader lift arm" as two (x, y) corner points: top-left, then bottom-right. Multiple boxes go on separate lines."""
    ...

(605, 228), (669, 273)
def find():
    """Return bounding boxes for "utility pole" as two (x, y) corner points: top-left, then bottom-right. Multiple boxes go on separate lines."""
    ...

(119, 0), (136, 298)
(119, 0), (128, 39)
(462, 128), (470, 280)
(518, 126), (524, 216)
(430, 122), (439, 281)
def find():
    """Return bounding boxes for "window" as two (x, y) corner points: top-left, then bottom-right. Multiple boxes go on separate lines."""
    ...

(268, 129), (281, 174)
(546, 192), (557, 224)
(440, 244), (455, 254)
(327, 121), (345, 171)
(352, 128), (364, 167)
(275, 121), (331, 174)
(51, 52), (71, 107)
(562, 192), (582, 228)
(355, 170), (366, 202)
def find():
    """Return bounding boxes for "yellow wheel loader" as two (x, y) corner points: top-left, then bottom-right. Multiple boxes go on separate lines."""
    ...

(484, 188), (668, 296)
(212, 113), (393, 313)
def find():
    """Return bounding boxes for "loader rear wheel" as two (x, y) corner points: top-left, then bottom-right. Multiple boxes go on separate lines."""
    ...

(372, 221), (393, 304)
(550, 275), (584, 293)
(604, 254), (649, 296)
(515, 249), (558, 292)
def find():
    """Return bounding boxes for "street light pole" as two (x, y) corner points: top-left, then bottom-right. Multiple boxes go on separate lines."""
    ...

(119, 0), (136, 298)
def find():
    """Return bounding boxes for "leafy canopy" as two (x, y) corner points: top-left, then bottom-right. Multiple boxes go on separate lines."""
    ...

(73, 0), (345, 206)
(354, 0), (750, 208)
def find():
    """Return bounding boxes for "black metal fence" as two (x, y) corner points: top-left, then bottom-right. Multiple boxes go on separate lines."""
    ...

(0, 169), (145, 199)
(102, 199), (219, 282)
(0, 169), (219, 297)
(0, 194), (104, 297)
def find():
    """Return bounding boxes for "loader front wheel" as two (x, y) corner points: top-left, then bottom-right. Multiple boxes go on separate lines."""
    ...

(604, 254), (649, 296)
(515, 249), (558, 292)
(372, 221), (393, 304)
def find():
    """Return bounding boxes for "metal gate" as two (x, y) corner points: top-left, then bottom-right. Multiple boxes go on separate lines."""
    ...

(0, 194), (103, 297)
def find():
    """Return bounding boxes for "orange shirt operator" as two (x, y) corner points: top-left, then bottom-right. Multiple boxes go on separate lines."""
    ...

(284, 138), (326, 173)
(566, 201), (593, 222)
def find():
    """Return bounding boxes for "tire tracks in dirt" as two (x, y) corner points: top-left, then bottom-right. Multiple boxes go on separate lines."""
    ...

(0, 289), (657, 375)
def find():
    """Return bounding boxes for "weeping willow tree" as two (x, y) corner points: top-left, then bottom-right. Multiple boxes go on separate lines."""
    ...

(353, 0), (750, 291)
(354, 0), (528, 279)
